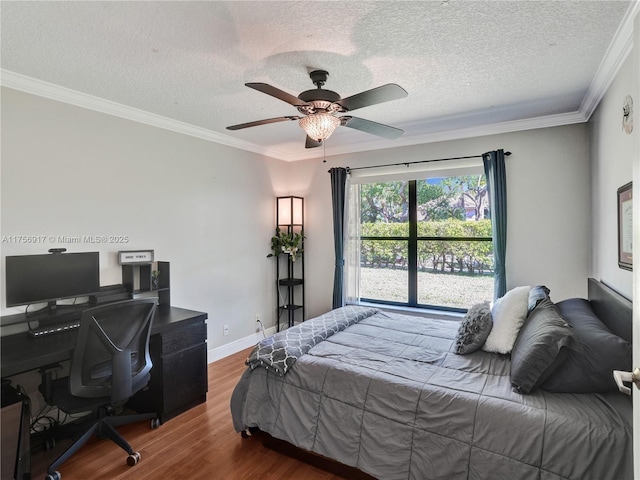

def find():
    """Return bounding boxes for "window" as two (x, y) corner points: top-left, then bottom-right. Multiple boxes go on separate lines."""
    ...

(357, 175), (493, 311)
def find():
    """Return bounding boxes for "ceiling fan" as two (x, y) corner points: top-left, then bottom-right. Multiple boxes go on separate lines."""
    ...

(226, 70), (408, 148)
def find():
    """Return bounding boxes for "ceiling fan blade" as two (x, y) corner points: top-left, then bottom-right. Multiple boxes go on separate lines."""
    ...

(245, 83), (308, 107)
(226, 116), (300, 130)
(305, 136), (322, 149)
(337, 84), (407, 112)
(341, 116), (404, 139)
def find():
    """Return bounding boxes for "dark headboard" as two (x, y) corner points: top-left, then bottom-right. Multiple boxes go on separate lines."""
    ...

(588, 278), (632, 343)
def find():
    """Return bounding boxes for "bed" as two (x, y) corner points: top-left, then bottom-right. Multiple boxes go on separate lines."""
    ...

(230, 279), (633, 480)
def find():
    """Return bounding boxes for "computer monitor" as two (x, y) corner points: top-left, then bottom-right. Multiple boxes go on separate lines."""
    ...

(5, 252), (100, 309)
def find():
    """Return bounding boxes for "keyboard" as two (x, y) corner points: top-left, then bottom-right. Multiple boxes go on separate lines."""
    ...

(28, 311), (82, 338)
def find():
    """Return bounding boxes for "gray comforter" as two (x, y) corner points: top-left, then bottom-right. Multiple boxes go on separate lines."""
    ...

(231, 306), (633, 480)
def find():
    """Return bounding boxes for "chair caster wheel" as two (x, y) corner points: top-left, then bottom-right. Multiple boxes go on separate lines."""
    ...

(46, 472), (62, 480)
(127, 451), (141, 466)
(151, 417), (160, 429)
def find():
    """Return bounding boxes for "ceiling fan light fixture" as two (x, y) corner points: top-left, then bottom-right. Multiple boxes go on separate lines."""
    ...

(299, 113), (341, 142)
(228, 70), (408, 148)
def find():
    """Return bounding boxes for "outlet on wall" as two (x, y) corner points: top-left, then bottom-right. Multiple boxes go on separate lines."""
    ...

(223, 324), (229, 336)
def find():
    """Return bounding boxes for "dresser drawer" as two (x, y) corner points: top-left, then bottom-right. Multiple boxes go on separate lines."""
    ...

(162, 342), (208, 416)
(158, 321), (206, 355)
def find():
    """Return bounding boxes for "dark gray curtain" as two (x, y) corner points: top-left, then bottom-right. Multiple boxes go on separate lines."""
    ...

(483, 150), (507, 299)
(329, 167), (348, 309)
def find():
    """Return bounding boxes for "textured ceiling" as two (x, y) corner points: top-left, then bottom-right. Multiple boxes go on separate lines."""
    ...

(0, 1), (635, 161)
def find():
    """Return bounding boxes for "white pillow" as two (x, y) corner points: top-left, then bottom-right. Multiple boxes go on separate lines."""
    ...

(482, 285), (531, 354)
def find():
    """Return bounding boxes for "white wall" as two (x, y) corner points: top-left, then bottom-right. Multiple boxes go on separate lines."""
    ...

(590, 21), (638, 477)
(1, 60), (634, 424)
(2, 79), (631, 345)
(289, 124), (592, 319)
(0, 87), (287, 355)
(589, 54), (635, 299)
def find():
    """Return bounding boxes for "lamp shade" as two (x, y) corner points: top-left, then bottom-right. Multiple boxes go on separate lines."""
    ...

(277, 196), (303, 226)
(299, 113), (340, 142)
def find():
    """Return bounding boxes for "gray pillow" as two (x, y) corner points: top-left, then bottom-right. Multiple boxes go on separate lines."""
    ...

(454, 301), (492, 355)
(542, 298), (632, 393)
(510, 298), (580, 394)
(527, 285), (550, 314)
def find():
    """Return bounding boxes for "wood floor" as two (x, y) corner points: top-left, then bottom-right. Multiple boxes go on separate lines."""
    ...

(30, 348), (350, 480)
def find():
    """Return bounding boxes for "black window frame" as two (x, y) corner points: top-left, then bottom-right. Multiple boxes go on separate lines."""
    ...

(359, 179), (493, 312)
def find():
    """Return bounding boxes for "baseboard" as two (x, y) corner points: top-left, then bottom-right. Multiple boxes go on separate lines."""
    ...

(207, 327), (276, 363)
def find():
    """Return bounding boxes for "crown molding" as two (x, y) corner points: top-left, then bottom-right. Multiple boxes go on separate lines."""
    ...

(294, 110), (587, 161)
(0, 70), (294, 161)
(579, 0), (639, 120)
(0, 69), (599, 163)
(2, 0), (636, 165)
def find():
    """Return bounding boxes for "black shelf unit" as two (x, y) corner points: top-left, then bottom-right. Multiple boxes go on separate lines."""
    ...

(275, 196), (304, 331)
(122, 260), (170, 306)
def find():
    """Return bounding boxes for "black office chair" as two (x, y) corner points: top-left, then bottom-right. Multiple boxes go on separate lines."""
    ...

(39, 299), (159, 480)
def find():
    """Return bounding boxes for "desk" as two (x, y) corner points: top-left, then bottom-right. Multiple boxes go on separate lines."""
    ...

(1, 305), (208, 423)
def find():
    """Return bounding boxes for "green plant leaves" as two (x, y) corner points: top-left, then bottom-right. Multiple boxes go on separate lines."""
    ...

(267, 228), (305, 262)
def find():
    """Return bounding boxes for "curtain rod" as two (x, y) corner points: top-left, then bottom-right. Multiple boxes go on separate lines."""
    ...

(343, 151), (511, 173)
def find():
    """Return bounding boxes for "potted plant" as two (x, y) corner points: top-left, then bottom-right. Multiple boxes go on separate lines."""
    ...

(267, 228), (304, 262)
(151, 270), (160, 290)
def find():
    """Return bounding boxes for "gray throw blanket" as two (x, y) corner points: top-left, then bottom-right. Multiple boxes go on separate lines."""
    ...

(245, 305), (378, 375)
